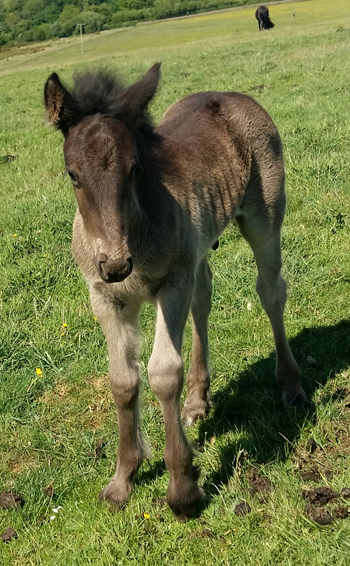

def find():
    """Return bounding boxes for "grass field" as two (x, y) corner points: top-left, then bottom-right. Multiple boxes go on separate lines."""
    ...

(1, 0), (350, 564)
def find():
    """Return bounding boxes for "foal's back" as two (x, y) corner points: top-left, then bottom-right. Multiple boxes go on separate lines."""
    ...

(157, 91), (285, 244)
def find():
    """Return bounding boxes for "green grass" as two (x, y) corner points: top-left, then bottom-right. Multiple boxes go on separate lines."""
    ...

(1, 0), (350, 564)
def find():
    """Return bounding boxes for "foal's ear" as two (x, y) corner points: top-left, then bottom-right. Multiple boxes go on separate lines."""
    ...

(118, 63), (161, 127)
(44, 73), (79, 136)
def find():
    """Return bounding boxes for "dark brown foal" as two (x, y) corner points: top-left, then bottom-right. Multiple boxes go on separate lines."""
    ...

(44, 63), (306, 521)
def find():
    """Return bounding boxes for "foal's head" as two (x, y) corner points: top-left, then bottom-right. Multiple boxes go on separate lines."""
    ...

(44, 64), (161, 283)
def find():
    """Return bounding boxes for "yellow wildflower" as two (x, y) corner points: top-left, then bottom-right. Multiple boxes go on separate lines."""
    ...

(143, 512), (150, 519)
(13, 234), (17, 237)
(35, 367), (43, 377)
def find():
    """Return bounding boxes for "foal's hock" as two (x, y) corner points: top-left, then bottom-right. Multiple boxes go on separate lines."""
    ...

(44, 63), (306, 521)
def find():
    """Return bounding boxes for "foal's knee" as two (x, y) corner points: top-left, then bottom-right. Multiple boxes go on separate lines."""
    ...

(110, 368), (140, 409)
(256, 273), (287, 311)
(148, 351), (184, 401)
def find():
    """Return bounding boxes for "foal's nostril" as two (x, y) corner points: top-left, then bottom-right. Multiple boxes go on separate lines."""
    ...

(97, 255), (109, 281)
(116, 255), (133, 279)
(97, 253), (133, 283)
(126, 256), (133, 274)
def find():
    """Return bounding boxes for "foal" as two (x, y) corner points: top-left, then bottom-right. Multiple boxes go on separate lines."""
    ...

(44, 63), (306, 521)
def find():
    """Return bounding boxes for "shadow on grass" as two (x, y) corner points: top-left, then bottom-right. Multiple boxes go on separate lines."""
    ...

(136, 319), (350, 504)
(137, 459), (166, 486)
(197, 318), (350, 503)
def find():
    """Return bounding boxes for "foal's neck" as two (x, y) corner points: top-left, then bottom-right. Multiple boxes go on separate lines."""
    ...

(127, 132), (178, 271)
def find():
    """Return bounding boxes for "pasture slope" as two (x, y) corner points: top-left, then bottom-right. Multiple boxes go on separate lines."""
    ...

(0, 0), (350, 564)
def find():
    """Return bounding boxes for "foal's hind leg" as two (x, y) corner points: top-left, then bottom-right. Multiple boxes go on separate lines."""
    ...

(236, 215), (307, 406)
(148, 272), (203, 521)
(182, 257), (212, 426)
(90, 286), (147, 507)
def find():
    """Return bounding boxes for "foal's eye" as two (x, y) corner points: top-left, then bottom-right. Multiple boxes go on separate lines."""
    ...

(67, 170), (79, 186)
(130, 162), (140, 177)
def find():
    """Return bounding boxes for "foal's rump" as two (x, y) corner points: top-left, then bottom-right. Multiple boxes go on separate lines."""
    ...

(158, 90), (285, 239)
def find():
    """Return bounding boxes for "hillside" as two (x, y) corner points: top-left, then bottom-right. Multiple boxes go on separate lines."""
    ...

(0, 0), (261, 46)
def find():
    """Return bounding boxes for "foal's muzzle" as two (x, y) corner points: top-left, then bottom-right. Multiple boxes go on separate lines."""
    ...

(97, 253), (133, 283)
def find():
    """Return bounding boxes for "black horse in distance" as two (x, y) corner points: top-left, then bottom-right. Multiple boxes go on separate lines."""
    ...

(255, 6), (275, 30)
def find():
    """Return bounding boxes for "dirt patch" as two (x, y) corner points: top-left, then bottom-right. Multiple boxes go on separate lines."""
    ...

(302, 486), (338, 506)
(152, 497), (167, 508)
(303, 486), (350, 525)
(333, 506), (349, 519)
(86, 438), (107, 460)
(234, 501), (251, 516)
(0, 155), (16, 164)
(38, 376), (114, 432)
(301, 469), (333, 482)
(43, 483), (55, 498)
(56, 385), (70, 398)
(307, 507), (334, 525)
(318, 385), (350, 407)
(247, 470), (273, 494)
(246, 84), (267, 93)
(341, 488), (350, 499)
(296, 396), (350, 526)
(8, 455), (38, 474)
(190, 528), (214, 539)
(301, 471), (322, 482)
(39, 385), (72, 405)
(0, 492), (24, 509)
(83, 400), (114, 431)
(1, 527), (18, 543)
(294, 389), (350, 480)
(90, 375), (109, 391)
(306, 438), (318, 453)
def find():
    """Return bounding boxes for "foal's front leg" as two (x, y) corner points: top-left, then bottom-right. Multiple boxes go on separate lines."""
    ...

(148, 273), (204, 521)
(90, 285), (147, 507)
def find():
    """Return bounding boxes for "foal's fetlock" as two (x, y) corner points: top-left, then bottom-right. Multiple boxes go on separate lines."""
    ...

(166, 467), (204, 522)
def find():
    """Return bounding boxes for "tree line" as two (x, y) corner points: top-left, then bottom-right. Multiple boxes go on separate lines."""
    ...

(0, 0), (259, 46)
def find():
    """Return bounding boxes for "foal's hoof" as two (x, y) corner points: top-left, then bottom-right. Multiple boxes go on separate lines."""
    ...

(182, 393), (211, 426)
(283, 386), (309, 408)
(182, 404), (206, 427)
(167, 467), (204, 522)
(99, 479), (132, 509)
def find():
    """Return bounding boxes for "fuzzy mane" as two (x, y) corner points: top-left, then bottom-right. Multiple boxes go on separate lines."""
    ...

(70, 69), (154, 133)
(71, 69), (126, 118)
